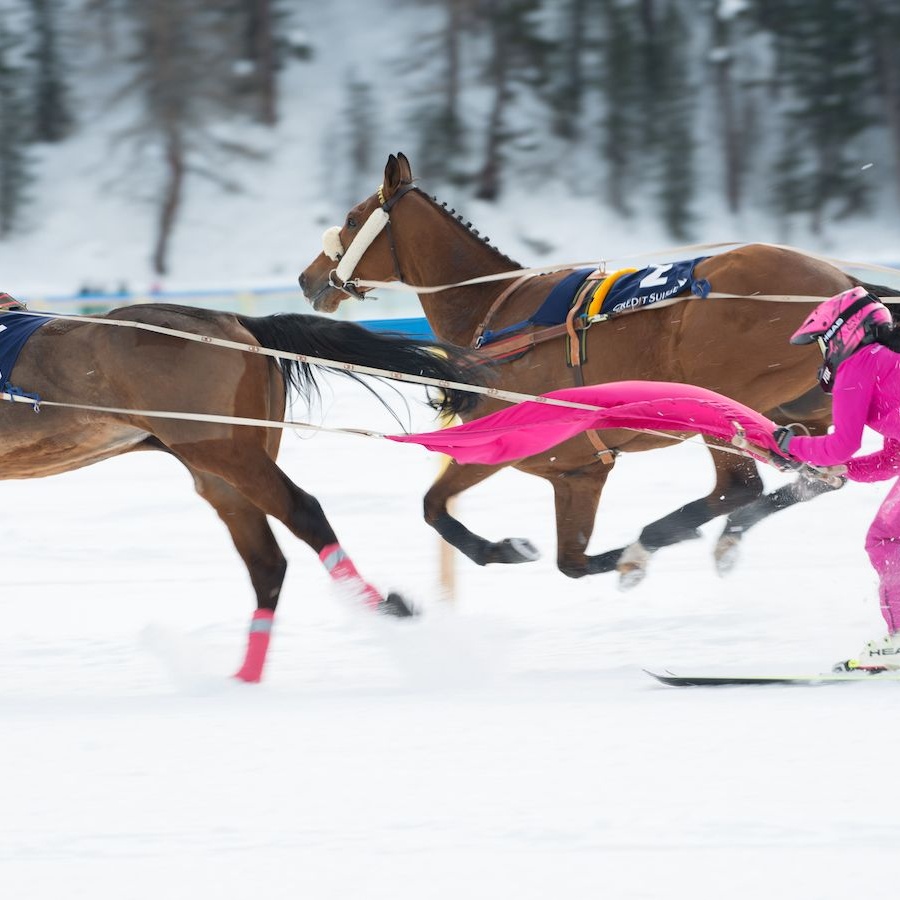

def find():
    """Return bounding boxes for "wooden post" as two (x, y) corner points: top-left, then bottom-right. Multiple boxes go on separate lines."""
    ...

(437, 413), (459, 602)
(439, 495), (457, 602)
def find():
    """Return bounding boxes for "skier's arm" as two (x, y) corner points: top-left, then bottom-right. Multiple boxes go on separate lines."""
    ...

(846, 437), (900, 483)
(789, 363), (872, 467)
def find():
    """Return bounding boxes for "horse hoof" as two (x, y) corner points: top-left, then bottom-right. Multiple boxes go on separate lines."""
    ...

(714, 534), (742, 576)
(618, 565), (647, 590)
(487, 537), (540, 564)
(378, 592), (418, 617)
(616, 542), (651, 590)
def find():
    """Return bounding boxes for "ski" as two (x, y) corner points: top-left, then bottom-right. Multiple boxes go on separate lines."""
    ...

(644, 668), (900, 687)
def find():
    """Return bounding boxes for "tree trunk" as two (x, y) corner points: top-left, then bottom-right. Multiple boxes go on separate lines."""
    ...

(254, 0), (277, 125)
(712, 11), (742, 212)
(555, 0), (586, 140)
(476, 12), (510, 201)
(446, 0), (461, 129)
(152, 131), (185, 276)
(639, 0), (656, 36)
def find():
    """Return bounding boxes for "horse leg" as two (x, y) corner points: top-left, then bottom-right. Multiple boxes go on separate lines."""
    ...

(423, 460), (540, 565)
(188, 468), (287, 682)
(609, 446), (764, 588)
(714, 393), (840, 574)
(714, 475), (838, 574)
(129, 441), (292, 681)
(174, 443), (411, 682)
(550, 465), (614, 579)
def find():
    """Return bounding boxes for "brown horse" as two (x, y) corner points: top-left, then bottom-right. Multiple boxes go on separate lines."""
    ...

(299, 152), (895, 586)
(0, 302), (482, 681)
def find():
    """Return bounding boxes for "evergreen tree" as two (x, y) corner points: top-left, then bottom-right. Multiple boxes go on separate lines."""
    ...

(859, 0), (900, 205)
(236, 0), (281, 125)
(83, 0), (125, 53)
(763, 0), (875, 232)
(340, 78), (377, 207)
(645, 0), (695, 239)
(406, 0), (471, 188)
(474, 0), (554, 201)
(549, 0), (589, 143)
(771, 125), (807, 230)
(28, 0), (72, 142)
(708, 0), (744, 213)
(0, 19), (32, 237)
(596, 0), (643, 216)
(119, 0), (255, 274)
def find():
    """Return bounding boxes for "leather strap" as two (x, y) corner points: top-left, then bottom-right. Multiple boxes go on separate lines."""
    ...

(565, 278), (616, 464)
(470, 274), (536, 349)
(474, 278), (615, 464)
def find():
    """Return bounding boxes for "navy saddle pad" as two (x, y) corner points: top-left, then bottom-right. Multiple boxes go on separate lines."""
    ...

(0, 312), (52, 384)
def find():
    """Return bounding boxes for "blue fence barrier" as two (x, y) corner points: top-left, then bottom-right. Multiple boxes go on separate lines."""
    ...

(361, 316), (434, 339)
(16, 285), (434, 339)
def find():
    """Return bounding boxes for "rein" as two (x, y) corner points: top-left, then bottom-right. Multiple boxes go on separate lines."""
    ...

(2, 308), (610, 412)
(0, 370), (836, 484)
(8, 210), (889, 475)
(0, 369), (782, 468)
(0, 309), (833, 480)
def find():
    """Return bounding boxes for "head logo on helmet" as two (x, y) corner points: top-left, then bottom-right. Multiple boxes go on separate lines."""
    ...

(790, 286), (892, 393)
(821, 317), (845, 343)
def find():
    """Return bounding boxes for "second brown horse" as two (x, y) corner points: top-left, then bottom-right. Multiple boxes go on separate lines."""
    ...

(299, 152), (896, 586)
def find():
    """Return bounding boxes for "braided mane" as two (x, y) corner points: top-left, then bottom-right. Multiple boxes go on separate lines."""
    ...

(413, 187), (522, 269)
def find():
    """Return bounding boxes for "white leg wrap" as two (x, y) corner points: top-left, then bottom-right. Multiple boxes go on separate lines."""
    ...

(618, 541), (652, 569)
(617, 541), (652, 590)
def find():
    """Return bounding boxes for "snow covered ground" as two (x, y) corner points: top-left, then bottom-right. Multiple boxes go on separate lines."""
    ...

(2, 377), (898, 900)
(3, 3), (900, 893)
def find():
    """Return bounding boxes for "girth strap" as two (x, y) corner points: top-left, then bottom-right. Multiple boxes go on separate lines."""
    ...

(566, 278), (616, 465)
(471, 274), (616, 465)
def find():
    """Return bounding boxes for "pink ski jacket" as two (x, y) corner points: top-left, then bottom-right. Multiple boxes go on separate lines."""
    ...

(790, 343), (900, 482)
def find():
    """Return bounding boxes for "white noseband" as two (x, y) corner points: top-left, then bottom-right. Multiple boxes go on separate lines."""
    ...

(321, 208), (390, 285)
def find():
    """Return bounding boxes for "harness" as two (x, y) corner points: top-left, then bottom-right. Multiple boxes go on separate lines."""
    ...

(319, 184), (706, 466)
(467, 270), (651, 464)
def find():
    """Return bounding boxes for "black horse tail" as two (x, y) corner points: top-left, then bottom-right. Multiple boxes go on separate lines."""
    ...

(237, 313), (486, 417)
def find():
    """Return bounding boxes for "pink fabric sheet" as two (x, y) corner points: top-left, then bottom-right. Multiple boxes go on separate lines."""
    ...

(388, 381), (780, 465)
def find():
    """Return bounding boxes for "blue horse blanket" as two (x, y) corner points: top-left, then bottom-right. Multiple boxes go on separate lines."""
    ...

(0, 312), (52, 386)
(478, 257), (711, 347)
(531, 257), (711, 325)
(595, 258), (711, 316)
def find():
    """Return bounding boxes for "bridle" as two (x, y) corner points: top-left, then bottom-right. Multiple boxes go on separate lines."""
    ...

(323, 182), (417, 299)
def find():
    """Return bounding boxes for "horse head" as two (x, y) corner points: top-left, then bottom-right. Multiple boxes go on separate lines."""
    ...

(299, 152), (417, 313)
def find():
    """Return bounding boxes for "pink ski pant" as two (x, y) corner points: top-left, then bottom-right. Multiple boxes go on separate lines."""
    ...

(864, 476), (900, 633)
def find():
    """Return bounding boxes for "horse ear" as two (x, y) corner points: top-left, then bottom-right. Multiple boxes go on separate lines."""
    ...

(397, 152), (413, 183)
(383, 154), (402, 198)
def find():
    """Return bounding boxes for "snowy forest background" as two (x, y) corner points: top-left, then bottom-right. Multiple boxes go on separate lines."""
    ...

(0, 0), (899, 296)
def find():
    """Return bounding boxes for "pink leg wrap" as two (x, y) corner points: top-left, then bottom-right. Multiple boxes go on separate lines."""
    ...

(234, 608), (275, 683)
(319, 543), (382, 609)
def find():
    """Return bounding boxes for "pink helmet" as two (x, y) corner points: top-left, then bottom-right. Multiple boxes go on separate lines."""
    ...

(790, 287), (891, 390)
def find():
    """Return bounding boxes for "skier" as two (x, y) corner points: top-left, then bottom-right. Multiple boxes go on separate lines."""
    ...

(774, 285), (900, 671)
